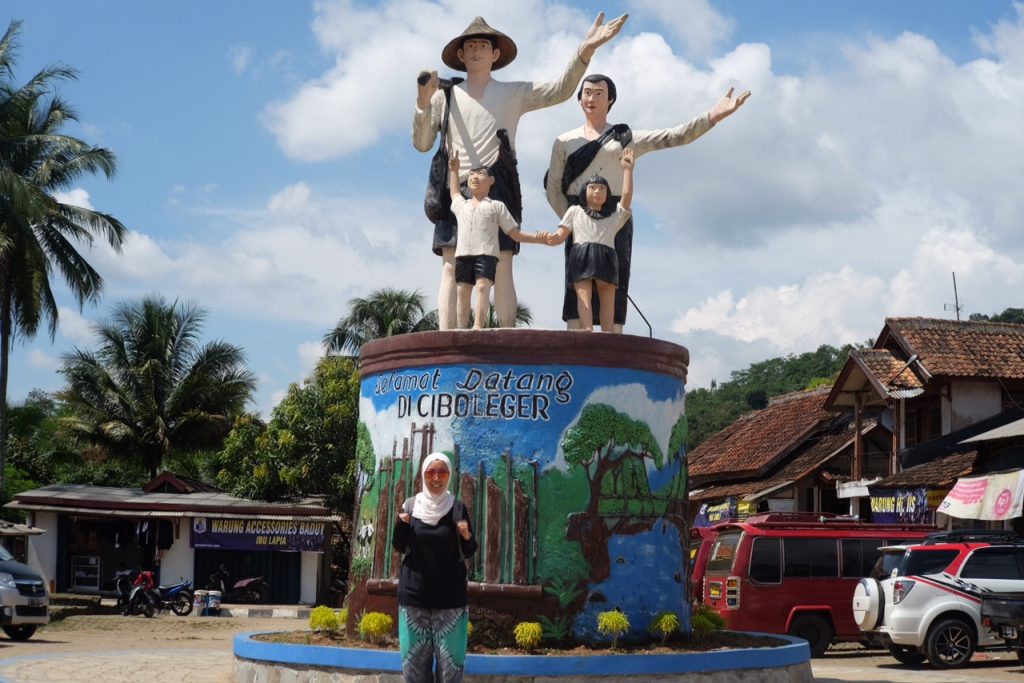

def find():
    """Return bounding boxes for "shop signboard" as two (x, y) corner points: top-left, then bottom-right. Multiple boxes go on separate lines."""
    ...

(190, 517), (326, 552)
(869, 487), (931, 524)
(694, 499), (756, 528)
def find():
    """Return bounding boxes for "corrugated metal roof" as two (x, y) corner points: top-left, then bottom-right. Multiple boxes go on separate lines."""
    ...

(960, 417), (1024, 443)
(888, 388), (925, 399)
(9, 483), (333, 516)
(9, 503), (341, 523)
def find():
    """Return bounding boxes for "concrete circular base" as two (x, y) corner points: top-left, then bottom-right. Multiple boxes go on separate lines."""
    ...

(233, 631), (812, 682)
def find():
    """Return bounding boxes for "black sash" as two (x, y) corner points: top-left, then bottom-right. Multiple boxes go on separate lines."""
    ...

(557, 123), (632, 199)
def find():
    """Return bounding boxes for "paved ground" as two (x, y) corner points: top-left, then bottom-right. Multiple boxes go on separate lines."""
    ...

(1, 616), (1023, 682)
(813, 642), (1024, 683)
(0, 613), (306, 683)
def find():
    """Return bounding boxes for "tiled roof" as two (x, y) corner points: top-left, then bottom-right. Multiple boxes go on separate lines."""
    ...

(689, 388), (833, 480)
(856, 349), (924, 390)
(886, 317), (1024, 379)
(871, 450), (978, 489)
(691, 417), (876, 502)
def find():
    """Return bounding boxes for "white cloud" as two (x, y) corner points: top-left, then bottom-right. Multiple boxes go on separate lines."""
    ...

(297, 340), (326, 379)
(27, 349), (61, 371)
(58, 307), (97, 346)
(228, 44), (253, 74)
(53, 188), (94, 210)
(629, 0), (735, 60)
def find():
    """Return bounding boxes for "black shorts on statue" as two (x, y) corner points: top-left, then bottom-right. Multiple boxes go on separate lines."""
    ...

(568, 242), (618, 286)
(455, 255), (498, 284)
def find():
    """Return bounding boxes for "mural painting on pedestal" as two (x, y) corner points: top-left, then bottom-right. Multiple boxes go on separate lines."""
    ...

(349, 361), (689, 642)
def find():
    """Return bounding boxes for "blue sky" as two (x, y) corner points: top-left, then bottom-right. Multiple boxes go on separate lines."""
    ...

(5, 0), (1024, 415)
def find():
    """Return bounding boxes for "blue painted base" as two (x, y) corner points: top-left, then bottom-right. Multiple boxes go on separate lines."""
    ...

(234, 631), (810, 677)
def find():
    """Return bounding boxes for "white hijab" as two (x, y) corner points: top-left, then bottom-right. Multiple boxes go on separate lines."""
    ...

(411, 452), (455, 525)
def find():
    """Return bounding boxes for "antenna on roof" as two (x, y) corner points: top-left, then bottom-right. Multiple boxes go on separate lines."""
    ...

(943, 271), (962, 321)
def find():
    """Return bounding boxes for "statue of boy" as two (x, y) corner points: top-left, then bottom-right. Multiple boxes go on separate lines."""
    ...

(414, 13), (627, 330)
(542, 148), (635, 332)
(546, 74), (750, 332)
(447, 156), (543, 329)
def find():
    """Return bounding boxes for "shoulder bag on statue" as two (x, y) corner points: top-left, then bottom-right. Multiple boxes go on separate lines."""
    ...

(423, 80), (463, 223)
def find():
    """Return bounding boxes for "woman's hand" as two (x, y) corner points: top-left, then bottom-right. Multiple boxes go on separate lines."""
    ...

(398, 512), (411, 524)
(456, 520), (471, 540)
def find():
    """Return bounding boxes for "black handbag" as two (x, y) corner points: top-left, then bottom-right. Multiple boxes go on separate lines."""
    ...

(424, 82), (461, 223)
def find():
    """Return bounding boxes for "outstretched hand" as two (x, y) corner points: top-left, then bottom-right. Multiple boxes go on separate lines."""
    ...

(579, 12), (628, 63)
(709, 87), (751, 124)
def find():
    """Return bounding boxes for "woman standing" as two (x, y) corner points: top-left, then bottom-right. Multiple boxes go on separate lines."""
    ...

(393, 452), (477, 683)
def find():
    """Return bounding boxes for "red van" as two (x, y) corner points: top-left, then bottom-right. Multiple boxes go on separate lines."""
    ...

(697, 512), (934, 656)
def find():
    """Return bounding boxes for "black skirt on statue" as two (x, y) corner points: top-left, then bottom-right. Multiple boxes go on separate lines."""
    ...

(568, 242), (618, 286)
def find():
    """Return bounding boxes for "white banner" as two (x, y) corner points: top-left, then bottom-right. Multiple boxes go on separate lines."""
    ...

(938, 469), (1024, 521)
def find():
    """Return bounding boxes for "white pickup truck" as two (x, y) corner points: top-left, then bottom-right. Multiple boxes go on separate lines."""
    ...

(0, 544), (49, 640)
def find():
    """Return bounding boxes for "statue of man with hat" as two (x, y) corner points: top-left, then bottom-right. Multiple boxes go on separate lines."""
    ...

(414, 13), (627, 330)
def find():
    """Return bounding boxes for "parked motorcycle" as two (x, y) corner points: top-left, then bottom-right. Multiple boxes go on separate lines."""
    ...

(206, 565), (268, 603)
(114, 568), (136, 614)
(153, 578), (194, 616)
(123, 570), (157, 618)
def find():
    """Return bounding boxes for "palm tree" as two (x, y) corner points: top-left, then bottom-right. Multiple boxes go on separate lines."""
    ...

(324, 288), (437, 356)
(324, 289), (536, 356)
(59, 296), (257, 478)
(470, 302), (533, 329)
(0, 21), (127, 495)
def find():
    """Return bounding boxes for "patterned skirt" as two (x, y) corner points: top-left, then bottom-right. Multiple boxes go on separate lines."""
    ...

(399, 604), (469, 683)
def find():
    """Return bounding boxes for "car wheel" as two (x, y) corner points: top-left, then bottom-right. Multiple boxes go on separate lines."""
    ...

(887, 644), (926, 665)
(789, 613), (834, 658)
(852, 578), (883, 630)
(2, 625), (36, 641)
(925, 617), (975, 669)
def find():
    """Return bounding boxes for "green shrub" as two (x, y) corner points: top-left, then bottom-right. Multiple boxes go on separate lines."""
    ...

(337, 607), (349, 628)
(349, 557), (371, 583)
(358, 611), (394, 643)
(691, 604), (725, 636)
(513, 622), (543, 650)
(649, 612), (680, 643)
(597, 610), (630, 648)
(467, 620), (474, 639)
(309, 605), (339, 632)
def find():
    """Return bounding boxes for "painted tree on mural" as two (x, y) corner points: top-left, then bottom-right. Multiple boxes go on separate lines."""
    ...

(355, 421), (375, 494)
(562, 403), (664, 516)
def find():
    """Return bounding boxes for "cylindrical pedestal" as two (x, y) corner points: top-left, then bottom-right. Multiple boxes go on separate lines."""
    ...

(350, 330), (689, 642)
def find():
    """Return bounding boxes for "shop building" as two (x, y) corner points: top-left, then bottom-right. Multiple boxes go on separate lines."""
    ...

(4, 473), (343, 604)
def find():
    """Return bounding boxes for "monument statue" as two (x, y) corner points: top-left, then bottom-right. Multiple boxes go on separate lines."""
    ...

(447, 157), (543, 330)
(414, 13), (627, 329)
(541, 149), (635, 332)
(546, 74), (750, 332)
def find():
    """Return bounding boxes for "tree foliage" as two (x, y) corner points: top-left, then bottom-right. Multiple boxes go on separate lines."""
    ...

(969, 307), (1024, 325)
(685, 343), (855, 450)
(562, 403), (664, 513)
(59, 296), (256, 477)
(215, 355), (360, 513)
(0, 20), (128, 495)
(324, 289), (436, 356)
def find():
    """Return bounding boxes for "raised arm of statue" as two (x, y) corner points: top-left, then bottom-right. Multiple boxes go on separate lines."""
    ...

(578, 12), (628, 64)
